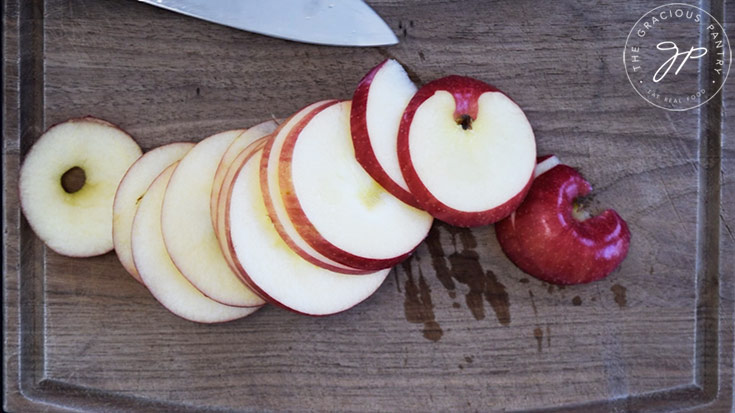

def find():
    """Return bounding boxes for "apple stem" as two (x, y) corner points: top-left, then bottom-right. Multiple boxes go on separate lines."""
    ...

(457, 114), (473, 130)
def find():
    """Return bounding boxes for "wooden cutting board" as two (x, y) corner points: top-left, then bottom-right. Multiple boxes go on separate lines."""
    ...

(4, 0), (734, 411)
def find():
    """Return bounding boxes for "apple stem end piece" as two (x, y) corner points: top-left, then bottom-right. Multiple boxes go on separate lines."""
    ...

(495, 156), (631, 285)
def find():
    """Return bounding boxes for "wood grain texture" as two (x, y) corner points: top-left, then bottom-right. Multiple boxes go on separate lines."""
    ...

(3, 0), (733, 411)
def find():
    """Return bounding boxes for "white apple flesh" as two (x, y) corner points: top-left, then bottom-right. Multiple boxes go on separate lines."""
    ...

(19, 117), (142, 257)
(113, 142), (194, 282)
(280, 100), (433, 270)
(351, 59), (419, 207)
(210, 120), (278, 233)
(226, 147), (389, 316)
(132, 163), (260, 323)
(398, 76), (536, 227)
(161, 130), (265, 308)
(214, 137), (268, 280)
(261, 100), (369, 274)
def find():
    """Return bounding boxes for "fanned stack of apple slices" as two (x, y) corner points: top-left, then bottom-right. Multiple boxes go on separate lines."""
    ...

(213, 99), (434, 315)
(19, 59), (632, 323)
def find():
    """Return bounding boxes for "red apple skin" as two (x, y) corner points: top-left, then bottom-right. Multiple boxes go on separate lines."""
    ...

(495, 162), (631, 285)
(350, 60), (420, 208)
(397, 75), (533, 227)
(279, 101), (413, 271)
(259, 101), (371, 275)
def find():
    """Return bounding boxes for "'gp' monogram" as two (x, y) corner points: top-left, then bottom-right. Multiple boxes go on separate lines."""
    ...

(653, 41), (708, 82)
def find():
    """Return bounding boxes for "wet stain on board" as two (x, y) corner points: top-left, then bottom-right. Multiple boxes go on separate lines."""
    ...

(458, 356), (474, 370)
(393, 271), (401, 293)
(533, 327), (544, 353)
(611, 284), (627, 308)
(447, 249), (486, 321)
(528, 290), (538, 316)
(425, 224), (455, 291)
(402, 257), (443, 342)
(425, 223), (511, 326)
(485, 270), (510, 325)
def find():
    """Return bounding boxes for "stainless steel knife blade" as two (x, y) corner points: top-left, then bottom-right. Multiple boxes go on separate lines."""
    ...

(138, 0), (399, 46)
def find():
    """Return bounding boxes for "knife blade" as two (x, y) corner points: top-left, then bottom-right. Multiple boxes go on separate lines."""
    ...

(138, 0), (399, 47)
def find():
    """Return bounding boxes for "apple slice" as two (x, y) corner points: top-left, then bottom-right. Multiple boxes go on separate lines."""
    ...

(226, 146), (389, 316)
(132, 163), (260, 323)
(351, 59), (419, 207)
(161, 130), (265, 308)
(398, 75), (537, 227)
(261, 100), (369, 275)
(113, 142), (194, 282)
(495, 155), (631, 285)
(19, 117), (142, 257)
(279, 100), (433, 270)
(210, 120), (278, 232)
(214, 137), (268, 278)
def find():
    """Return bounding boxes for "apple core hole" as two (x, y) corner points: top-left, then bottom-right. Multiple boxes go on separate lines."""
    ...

(61, 166), (86, 193)
(572, 202), (592, 222)
(457, 114), (473, 130)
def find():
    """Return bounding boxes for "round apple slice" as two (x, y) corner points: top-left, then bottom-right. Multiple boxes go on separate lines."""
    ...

(214, 137), (268, 278)
(113, 142), (194, 282)
(227, 147), (389, 316)
(19, 117), (142, 257)
(210, 120), (278, 232)
(161, 130), (265, 308)
(261, 100), (369, 275)
(280, 101), (433, 270)
(351, 59), (419, 207)
(398, 76), (537, 227)
(132, 164), (260, 323)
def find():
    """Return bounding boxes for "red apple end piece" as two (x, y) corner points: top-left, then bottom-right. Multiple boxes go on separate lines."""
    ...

(398, 75), (537, 227)
(495, 155), (631, 285)
(351, 59), (420, 207)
